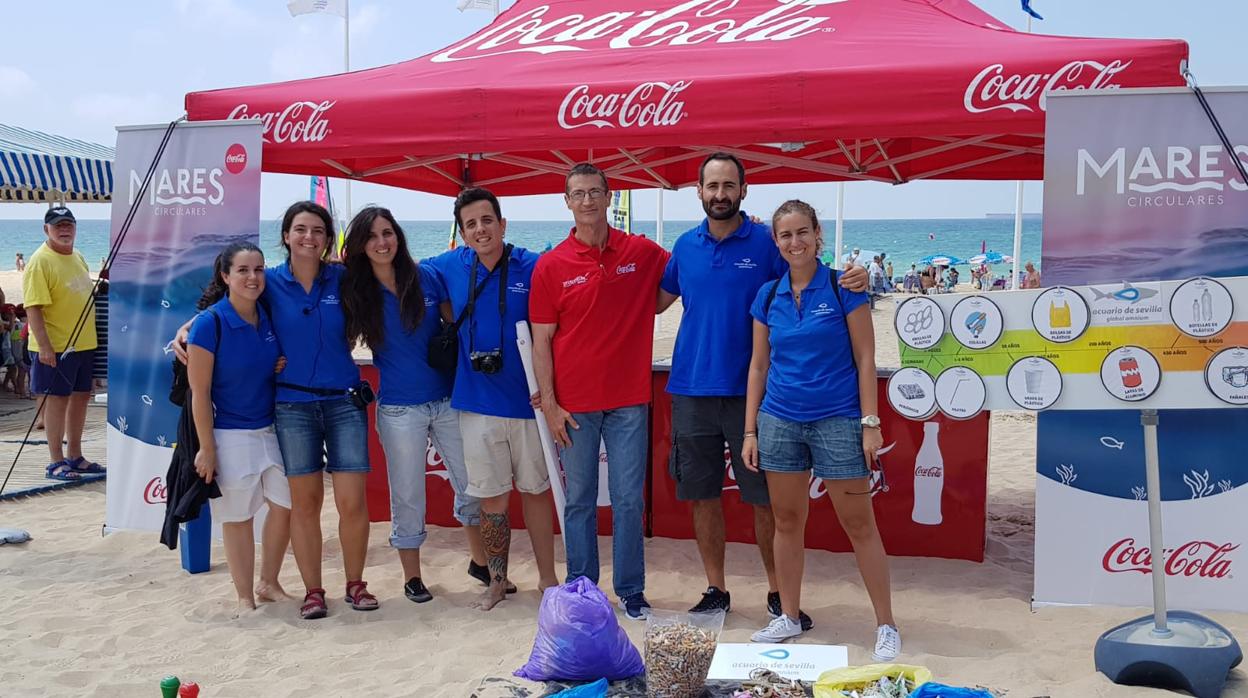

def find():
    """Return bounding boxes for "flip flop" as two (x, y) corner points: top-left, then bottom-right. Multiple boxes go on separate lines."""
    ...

(45, 460), (82, 481)
(67, 456), (106, 474)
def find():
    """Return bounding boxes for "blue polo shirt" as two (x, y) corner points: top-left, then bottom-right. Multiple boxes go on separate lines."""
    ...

(661, 213), (786, 396)
(263, 261), (360, 403)
(372, 264), (452, 406)
(187, 298), (281, 430)
(749, 265), (869, 423)
(424, 246), (539, 420)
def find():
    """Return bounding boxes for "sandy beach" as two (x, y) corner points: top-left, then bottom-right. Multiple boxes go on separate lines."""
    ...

(1, 291), (1245, 698)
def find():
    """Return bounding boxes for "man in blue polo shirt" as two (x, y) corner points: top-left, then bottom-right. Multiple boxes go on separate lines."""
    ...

(425, 187), (559, 611)
(656, 152), (867, 624)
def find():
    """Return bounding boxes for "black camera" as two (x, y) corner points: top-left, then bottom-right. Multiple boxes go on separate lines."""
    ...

(347, 380), (376, 409)
(470, 351), (503, 374)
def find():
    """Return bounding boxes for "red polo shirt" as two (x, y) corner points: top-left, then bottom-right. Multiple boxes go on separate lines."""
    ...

(530, 227), (669, 413)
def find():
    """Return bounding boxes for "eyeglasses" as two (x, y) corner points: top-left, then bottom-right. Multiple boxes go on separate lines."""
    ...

(567, 188), (607, 203)
(846, 458), (888, 496)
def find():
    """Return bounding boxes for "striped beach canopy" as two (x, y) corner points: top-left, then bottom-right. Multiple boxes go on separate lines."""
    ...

(0, 123), (114, 203)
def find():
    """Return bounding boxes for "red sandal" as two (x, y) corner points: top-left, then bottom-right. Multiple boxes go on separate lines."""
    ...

(300, 588), (328, 620)
(345, 580), (379, 611)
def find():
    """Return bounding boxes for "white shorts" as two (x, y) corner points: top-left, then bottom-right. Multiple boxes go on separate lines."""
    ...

(459, 412), (551, 498)
(210, 426), (292, 523)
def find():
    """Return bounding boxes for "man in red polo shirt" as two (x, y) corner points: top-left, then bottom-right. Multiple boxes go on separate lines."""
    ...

(531, 162), (668, 620)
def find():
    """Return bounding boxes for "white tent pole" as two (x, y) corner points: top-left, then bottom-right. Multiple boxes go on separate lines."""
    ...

(1012, 180), (1024, 289)
(656, 188), (665, 247)
(834, 181), (845, 264)
(1009, 14), (1032, 289)
(342, 0), (352, 225)
(655, 188), (665, 336)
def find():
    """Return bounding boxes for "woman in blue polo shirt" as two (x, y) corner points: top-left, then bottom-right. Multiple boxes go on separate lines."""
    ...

(266, 201), (375, 619)
(339, 206), (485, 605)
(741, 199), (900, 660)
(176, 202), (374, 619)
(186, 242), (291, 616)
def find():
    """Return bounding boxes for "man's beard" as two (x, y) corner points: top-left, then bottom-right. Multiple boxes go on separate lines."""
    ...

(702, 196), (740, 222)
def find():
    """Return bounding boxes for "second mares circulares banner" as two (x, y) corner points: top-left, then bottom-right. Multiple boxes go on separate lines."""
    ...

(1036, 88), (1248, 612)
(105, 120), (262, 533)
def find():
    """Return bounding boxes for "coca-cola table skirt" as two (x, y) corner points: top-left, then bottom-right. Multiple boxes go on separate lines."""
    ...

(359, 364), (991, 562)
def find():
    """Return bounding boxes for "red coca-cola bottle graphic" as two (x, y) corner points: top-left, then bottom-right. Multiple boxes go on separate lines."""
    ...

(912, 422), (944, 526)
(1119, 357), (1142, 388)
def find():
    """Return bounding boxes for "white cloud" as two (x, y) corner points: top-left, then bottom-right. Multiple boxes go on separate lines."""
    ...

(71, 92), (172, 139)
(174, 0), (257, 27)
(267, 3), (384, 81)
(0, 66), (36, 99)
(353, 4), (383, 38)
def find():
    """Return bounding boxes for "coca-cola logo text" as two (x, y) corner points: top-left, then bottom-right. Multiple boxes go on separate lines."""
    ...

(559, 81), (691, 130)
(144, 477), (167, 505)
(915, 466), (943, 477)
(432, 0), (841, 63)
(1102, 537), (1238, 579)
(224, 143), (248, 174)
(228, 100), (335, 144)
(964, 60), (1132, 114)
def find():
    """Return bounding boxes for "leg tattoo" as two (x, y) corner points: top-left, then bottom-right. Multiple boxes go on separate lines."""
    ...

(482, 512), (511, 585)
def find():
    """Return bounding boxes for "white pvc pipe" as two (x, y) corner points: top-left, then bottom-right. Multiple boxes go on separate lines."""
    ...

(515, 321), (567, 533)
(1011, 181), (1024, 289)
(1141, 410), (1172, 637)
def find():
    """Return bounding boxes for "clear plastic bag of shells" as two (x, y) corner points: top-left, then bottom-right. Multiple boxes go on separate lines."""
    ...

(644, 608), (726, 698)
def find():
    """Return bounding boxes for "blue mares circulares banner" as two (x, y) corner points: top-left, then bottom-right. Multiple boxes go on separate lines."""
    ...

(105, 120), (262, 533)
(1036, 88), (1248, 612)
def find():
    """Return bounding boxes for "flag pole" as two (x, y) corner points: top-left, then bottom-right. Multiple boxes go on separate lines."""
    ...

(1010, 13), (1031, 290)
(343, 0), (352, 227)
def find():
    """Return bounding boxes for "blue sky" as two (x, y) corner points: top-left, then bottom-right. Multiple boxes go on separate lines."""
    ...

(2, 0), (1244, 221)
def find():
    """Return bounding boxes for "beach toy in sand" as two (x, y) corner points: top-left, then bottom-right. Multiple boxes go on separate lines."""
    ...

(178, 682), (200, 698)
(160, 676), (180, 698)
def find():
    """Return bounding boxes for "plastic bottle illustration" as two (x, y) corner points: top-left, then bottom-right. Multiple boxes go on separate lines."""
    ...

(912, 421), (944, 526)
(1201, 287), (1213, 322)
(1193, 299), (1201, 323)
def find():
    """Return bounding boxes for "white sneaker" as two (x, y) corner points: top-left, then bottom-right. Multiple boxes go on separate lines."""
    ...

(872, 624), (901, 661)
(751, 614), (804, 643)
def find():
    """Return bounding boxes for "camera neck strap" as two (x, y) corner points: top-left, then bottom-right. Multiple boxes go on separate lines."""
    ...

(466, 244), (512, 355)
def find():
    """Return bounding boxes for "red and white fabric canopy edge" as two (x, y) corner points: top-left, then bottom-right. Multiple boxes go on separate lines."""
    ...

(185, 0), (1189, 196)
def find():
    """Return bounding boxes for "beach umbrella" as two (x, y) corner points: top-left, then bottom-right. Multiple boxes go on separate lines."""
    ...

(841, 249), (881, 264)
(968, 251), (1011, 265)
(918, 254), (964, 267)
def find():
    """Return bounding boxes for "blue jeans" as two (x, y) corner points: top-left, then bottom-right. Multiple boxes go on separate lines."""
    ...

(377, 398), (480, 549)
(274, 397), (370, 476)
(558, 404), (648, 598)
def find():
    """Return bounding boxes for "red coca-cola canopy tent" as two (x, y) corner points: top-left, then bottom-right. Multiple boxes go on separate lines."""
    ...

(185, 0), (1188, 196)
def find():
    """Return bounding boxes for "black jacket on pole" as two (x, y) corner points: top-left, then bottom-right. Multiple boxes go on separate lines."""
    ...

(160, 359), (220, 550)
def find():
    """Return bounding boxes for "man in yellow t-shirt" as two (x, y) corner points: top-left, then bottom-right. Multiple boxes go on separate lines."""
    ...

(23, 207), (104, 481)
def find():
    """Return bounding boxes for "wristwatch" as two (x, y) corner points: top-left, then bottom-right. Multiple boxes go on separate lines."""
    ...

(860, 415), (881, 429)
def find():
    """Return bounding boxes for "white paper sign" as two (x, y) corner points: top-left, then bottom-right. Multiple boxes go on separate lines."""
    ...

(707, 643), (849, 682)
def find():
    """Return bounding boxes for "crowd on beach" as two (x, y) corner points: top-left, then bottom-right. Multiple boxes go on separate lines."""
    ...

(22, 153), (933, 661)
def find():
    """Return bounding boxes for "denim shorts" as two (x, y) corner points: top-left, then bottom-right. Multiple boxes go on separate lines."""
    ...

(757, 411), (869, 481)
(274, 397), (370, 476)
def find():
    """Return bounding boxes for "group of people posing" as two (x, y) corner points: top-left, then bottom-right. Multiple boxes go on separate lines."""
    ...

(175, 153), (901, 661)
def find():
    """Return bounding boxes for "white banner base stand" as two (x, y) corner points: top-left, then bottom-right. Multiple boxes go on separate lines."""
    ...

(1093, 410), (1242, 698)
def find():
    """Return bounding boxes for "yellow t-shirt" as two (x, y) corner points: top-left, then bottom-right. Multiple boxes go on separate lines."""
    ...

(22, 243), (98, 353)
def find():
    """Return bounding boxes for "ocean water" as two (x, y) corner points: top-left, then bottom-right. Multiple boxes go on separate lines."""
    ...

(0, 217), (1044, 275)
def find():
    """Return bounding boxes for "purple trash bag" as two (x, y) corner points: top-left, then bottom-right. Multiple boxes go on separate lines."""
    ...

(514, 577), (644, 682)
